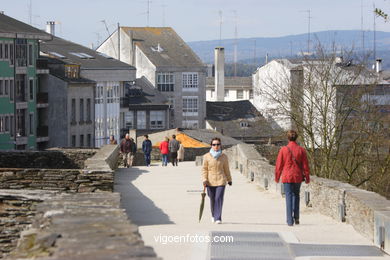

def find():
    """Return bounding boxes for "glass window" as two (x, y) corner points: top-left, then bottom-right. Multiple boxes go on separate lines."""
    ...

(5, 116), (9, 132)
(79, 99), (84, 122)
(249, 90), (253, 99)
(182, 72), (198, 90)
(9, 79), (14, 101)
(136, 111), (146, 129)
(150, 110), (165, 129)
(124, 111), (134, 129)
(80, 135), (84, 147)
(86, 98), (91, 121)
(29, 113), (34, 135)
(72, 135), (76, 147)
(71, 99), (76, 123)
(0, 80), (3, 96)
(237, 90), (244, 99)
(28, 44), (33, 66)
(157, 72), (174, 92)
(87, 134), (91, 147)
(183, 97), (198, 116)
(29, 79), (34, 100)
(10, 115), (14, 137)
(4, 79), (8, 96)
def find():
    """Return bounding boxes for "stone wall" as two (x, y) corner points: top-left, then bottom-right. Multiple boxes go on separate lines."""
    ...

(219, 144), (390, 253)
(0, 190), (56, 258)
(1, 190), (159, 260)
(0, 145), (119, 193)
(0, 149), (97, 169)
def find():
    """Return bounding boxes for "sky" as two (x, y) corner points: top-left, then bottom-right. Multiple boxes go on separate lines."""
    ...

(2, 0), (390, 48)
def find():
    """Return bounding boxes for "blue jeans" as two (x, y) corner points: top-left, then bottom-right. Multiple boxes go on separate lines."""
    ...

(207, 186), (226, 221)
(144, 153), (151, 166)
(161, 154), (168, 166)
(283, 183), (301, 225)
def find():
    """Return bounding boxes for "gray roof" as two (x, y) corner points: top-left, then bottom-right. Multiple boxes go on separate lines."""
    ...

(206, 101), (277, 139)
(182, 129), (242, 146)
(0, 13), (51, 40)
(206, 77), (252, 89)
(122, 27), (205, 68)
(40, 36), (135, 70)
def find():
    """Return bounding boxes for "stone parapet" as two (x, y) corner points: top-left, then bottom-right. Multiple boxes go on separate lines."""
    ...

(1, 190), (159, 260)
(215, 144), (390, 254)
(84, 144), (119, 171)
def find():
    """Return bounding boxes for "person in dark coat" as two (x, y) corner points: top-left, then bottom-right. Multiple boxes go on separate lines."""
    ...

(169, 134), (180, 166)
(275, 130), (310, 226)
(120, 134), (132, 168)
(142, 135), (152, 166)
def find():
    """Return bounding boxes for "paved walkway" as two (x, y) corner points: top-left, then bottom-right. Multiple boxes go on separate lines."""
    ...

(114, 161), (390, 260)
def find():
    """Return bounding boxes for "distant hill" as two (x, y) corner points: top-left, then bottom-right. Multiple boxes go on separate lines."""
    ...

(188, 30), (390, 67)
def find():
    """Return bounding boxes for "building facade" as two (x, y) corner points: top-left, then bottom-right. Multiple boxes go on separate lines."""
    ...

(40, 36), (136, 147)
(97, 27), (207, 129)
(206, 77), (253, 102)
(0, 13), (52, 150)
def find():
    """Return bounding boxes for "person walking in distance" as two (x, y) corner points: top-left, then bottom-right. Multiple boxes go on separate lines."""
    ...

(169, 134), (180, 166)
(128, 137), (137, 167)
(275, 130), (310, 226)
(142, 135), (152, 167)
(120, 134), (132, 168)
(159, 137), (169, 166)
(177, 141), (185, 162)
(202, 137), (232, 224)
(109, 135), (118, 144)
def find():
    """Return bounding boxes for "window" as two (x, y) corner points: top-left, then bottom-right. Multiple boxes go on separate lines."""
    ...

(80, 135), (84, 147)
(65, 64), (80, 79)
(224, 90), (229, 98)
(182, 120), (198, 129)
(95, 85), (103, 104)
(182, 72), (198, 90)
(9, 79), (14, 101)
(10, 115), (14, 137)
(124, 111), (134, 129)
(29, 113), (34, 135)
(236, 90), (244, 99)
(71, 99), (76, 123)
(86, 98), (91, 121)
(0, 79), (3, 96)
(29, 79), (34, 100)
(72, 135), (76, 147)
(79, 99), (84, 122)
(150, 110), (165, 129)
(4, 44), (8, 59)
(10, 43), (14, 65)
(136, 111), (146, 129)
(28, 44), (33, 66)
(183, 97), (198, 116)
(5, 116), (9, 132)
(157, 72), (174, 92)
(0, 43), (3, 59)
(0, 116), (4, 133)
(4, 79), (8, 96)
(249, 90), (253, 99)
(87, 134), (91, 147)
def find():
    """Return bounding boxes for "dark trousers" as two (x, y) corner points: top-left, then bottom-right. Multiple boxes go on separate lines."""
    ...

(144, 153), (151, 166)
(170, 152), (178, 166)
(283, 183), (301, 225)
(207, 185), (226, 221)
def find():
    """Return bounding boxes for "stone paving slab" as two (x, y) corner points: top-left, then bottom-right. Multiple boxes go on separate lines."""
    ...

(115, 162), (390, 260)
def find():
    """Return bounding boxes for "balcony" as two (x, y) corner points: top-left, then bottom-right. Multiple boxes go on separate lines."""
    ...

(16, 93), (26, 103)
(120, 97), (129, 108)
(36, 58), (49, 74)
(37, 125), (48, 137)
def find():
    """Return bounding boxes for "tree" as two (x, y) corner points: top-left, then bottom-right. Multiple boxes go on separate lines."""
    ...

(253, 43), (389, 195)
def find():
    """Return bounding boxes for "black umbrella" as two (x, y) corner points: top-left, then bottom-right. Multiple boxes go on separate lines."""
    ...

(198, 186), (206, 223)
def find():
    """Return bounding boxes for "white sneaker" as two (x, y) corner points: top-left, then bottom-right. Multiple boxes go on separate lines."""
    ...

(211, 217), (215, 223)
(215, 220), (222, 224)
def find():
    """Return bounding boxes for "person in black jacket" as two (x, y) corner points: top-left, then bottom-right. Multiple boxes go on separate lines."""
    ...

(142, 135), (152, 166)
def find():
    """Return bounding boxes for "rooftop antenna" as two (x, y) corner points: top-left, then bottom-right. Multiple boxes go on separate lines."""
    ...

(161, 1), (167, 27)
(147, 0), (151, 27)
(101, 20), (117, 58)
(233, 10), (238, 77)
(361, 0), (365, 52)
(219, 10), (223, 46)
(28, 0), (32, 25)
(301, 9), (311, 54)
(373, 3), (377, 64)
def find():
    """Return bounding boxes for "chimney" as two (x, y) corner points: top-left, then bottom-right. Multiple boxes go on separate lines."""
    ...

(46, 21), (55, 35)
(214, 47), (225, 101)
(376, 58), (382, 73)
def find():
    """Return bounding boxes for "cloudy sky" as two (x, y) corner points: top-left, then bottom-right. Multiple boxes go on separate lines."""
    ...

(3, 0), (390, 47)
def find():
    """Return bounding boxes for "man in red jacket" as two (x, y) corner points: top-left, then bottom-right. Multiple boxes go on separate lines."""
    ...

(275, 130), (310, 226)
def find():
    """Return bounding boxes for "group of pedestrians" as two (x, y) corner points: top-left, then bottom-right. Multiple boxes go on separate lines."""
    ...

(119, 134), (136, 168)
(159, 135), (184, 166)
(201, 130), (310, 226)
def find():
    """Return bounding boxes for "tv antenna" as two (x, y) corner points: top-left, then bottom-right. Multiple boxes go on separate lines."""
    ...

(233, 10), (238, 77)
(301, 9), (311, 54)
(101, 20), (117, 58)
(219, 10), (223, 46)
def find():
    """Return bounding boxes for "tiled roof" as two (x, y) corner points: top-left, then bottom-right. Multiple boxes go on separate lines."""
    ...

(206, 77), (252, 89)
(126, 77), (168, 106)
(122, 27), (205, 68)
(40, 36), (135, 70)
(0, 13), (51, 40)
(206, 101), (276, 139)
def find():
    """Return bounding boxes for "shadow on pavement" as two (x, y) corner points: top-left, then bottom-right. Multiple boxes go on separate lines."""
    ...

(114, 167), (174, 226)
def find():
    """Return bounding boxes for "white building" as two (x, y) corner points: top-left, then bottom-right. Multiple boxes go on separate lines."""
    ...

(97, 27), (206, 129)
(206, 77), (253, 102)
